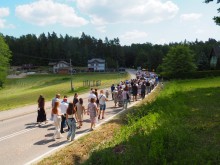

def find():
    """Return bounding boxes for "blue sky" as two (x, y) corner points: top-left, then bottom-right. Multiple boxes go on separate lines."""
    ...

(0, 0), (220, 45)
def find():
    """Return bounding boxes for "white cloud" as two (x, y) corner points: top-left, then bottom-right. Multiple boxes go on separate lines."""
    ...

(96, 26), (106, 33)
(15, 0), (88, 27)
(0, 19), (6, 28)
(180, 13), (202, 21)
(0, 7), (9, 17)
(195, 29), (204, 34)
(120, 30), (148, 40)
(90, 15), (108, 25)
(0, 7), (15, 29)
(76, 0), (179, 25)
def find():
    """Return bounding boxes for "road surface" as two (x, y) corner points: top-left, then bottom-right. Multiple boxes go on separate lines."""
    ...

(0, 69), (147, 165)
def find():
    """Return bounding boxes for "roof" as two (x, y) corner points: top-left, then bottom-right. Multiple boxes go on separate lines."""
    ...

(88, 58), (105, 63)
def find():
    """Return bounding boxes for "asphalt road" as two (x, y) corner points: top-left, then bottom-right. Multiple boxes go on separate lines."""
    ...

(0, 69), (139, 165)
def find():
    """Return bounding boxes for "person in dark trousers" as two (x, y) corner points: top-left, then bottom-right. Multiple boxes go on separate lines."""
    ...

(111, 84), (115, 100)
(132, 83), (138, 101)
(73, 93), (79, 105)
(141, 82), (146, 99)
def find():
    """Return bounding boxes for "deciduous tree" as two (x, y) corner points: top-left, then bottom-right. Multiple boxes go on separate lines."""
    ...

(205, 0), (220, 25)
(160, 45), (196, 78)
(0, 35), (11, 87)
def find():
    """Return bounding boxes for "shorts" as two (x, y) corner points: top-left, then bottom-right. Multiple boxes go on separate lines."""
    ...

(100, 103), (106, 111)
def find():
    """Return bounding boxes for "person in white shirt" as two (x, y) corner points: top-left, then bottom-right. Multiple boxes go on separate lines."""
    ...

(60, 96), (69, 133)
(98, 90), (108, 119)
(88, 90), (97, 102)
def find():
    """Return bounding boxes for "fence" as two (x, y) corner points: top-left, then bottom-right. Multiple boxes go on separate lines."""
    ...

(83, 80), (101, 87)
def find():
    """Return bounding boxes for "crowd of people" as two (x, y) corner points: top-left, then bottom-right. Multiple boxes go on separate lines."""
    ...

(36, 70), (159, 141)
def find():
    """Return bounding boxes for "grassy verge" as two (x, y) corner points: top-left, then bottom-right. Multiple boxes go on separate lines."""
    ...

(83, 77), (220, 164)
(0, 72), (129, 111)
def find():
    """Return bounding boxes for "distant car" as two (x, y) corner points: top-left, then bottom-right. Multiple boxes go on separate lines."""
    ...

(118, 67), (125, 73)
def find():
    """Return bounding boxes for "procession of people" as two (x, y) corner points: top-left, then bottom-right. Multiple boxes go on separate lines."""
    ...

(36, 70), (159, 141)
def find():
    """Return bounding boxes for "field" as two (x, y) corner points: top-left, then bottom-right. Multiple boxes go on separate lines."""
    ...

(0, 72), (129, 111)
(38, 77), (220, 164)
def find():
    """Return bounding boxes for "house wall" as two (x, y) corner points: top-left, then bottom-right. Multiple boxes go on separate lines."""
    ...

(88, 63), (105, 71)
(53, 62), (70, 73)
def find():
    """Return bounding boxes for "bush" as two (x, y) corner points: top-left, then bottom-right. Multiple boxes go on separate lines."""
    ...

(162, 70), (220, 79)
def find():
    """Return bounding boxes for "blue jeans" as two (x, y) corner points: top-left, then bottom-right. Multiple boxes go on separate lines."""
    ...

(67, 118), (76, 141)
(123, 99), (129, 110)
(100, 103), (106, 110)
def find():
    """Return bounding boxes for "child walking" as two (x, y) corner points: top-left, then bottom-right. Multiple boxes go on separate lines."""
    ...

(87, 98), (98, 131)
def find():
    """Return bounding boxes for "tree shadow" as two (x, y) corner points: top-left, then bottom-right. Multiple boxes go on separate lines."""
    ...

(83, 87), (220, 164)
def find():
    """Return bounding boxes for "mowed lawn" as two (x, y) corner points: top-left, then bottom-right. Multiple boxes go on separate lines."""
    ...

(0, 72), (129, 111)
(82, 77), (220, 164)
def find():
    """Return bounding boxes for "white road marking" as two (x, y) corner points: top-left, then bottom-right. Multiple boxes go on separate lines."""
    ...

(0, 127), (37, 142)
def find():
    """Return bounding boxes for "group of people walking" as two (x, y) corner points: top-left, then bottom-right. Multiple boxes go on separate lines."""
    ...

(36, 88), (109, 141)
(36, 70), (158, 142)
(110, 71), (158, 109)
(37, 93), (86, 141)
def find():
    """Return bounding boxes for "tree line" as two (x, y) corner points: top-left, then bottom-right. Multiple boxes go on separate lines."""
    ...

(3, 32), (220, 71)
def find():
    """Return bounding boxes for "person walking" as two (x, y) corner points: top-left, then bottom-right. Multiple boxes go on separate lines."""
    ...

(141, 82), (146, 99)
(105, 90), (109, 99)
(117, 88), (123, 107)
(76, 98), (85, 129)
(66, 102), (78, 141)
(51, 94), (60, 120)
(73, 93), (79, 104)
(122, 87), (129, 110)
(60, 95), (69, 133)
(87, 98), (98, 131)
(98, 90), (108, 119)
(111, 84), (115, 100)
(94, 88), (99, 107)
(37, 95), (47, 127)
(132, 83), (138, 101)
(51, 101), (63, 140)
(88, 90), (97, 102)
(112, 88), (118, 107)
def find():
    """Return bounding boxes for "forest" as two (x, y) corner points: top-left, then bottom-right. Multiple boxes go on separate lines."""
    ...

(3, 32), (220, 72)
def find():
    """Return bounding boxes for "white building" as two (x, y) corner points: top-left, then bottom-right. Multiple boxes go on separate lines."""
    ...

(50, 61), (72, 74)
(88, 58), (105, 71)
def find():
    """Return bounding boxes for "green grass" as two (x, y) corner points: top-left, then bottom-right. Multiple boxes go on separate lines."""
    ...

(0, 72), (129, 111)
(83, 77), (220, 164)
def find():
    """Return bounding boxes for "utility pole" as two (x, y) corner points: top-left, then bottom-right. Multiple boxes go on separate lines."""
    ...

(70, 59), (74, 91)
